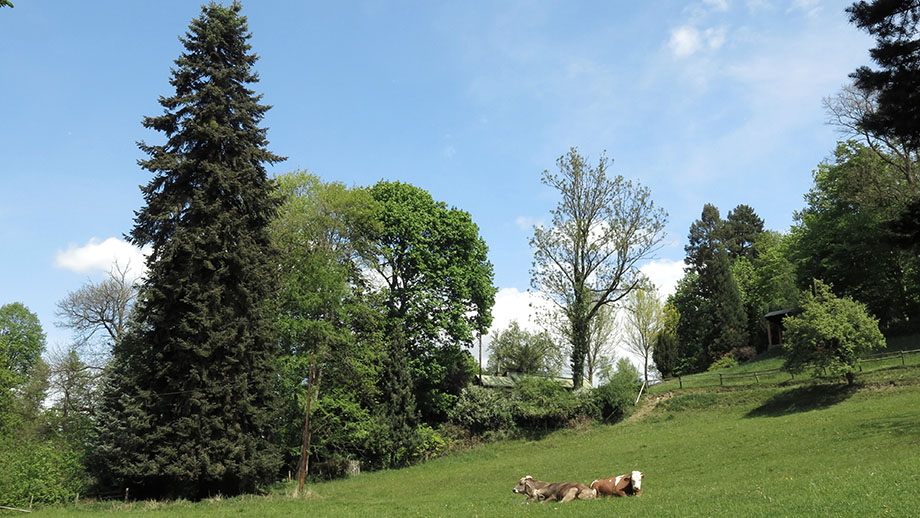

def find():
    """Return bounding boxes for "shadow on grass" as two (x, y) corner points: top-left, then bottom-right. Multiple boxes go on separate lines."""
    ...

(745, 383), (858, 418)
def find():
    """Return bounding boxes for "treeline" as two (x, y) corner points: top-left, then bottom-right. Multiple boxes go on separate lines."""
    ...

(0, 3), (650, 507)
(653, 0), (920, 377)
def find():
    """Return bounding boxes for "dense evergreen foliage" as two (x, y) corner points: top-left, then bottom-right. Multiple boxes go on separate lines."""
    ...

(848, 0), (920, 150)
(93, 2), (284, 499)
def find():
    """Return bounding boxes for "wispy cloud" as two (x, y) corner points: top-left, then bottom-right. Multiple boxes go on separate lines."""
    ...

(55, 237), (149, 280)
(704, 0), (731, 12)
(669, 25), (704, 58)
(514, 216), (543, 231)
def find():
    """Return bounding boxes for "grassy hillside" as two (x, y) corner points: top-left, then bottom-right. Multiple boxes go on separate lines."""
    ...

(26, 362), (920, 517)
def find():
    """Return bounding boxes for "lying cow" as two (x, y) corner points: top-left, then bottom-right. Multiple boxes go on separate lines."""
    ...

(512, 475), (597, 504)
(590, 470), (644, 497)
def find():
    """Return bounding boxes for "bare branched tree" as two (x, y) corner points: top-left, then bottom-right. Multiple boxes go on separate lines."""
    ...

(824, 83), (919, 194)
(55, 261), (138, 365)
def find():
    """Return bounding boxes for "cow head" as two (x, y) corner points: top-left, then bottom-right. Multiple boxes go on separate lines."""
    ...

(513, 476), (534, 494)
(631, 471), (644, 491)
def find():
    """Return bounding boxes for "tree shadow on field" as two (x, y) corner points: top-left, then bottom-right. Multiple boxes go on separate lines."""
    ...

(745, 384), (858, 418)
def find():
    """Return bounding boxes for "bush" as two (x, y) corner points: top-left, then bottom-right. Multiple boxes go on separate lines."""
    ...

(593, 376), (640, 423)
(733, 346), (758, 363)
(511, 377), (579, 430)
(708, 354), (739, 371)
(0, 435), (88, 507)
(412, 424), (447, 462)
(448, 386), (515, 435)
(783, 281), (885, 385)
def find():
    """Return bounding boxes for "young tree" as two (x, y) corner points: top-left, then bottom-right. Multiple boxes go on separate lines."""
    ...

(486, 320), (563, 376)
(585, 303), (618, 386)
(623, 282), (663, 386)
(531, 148), (667, 389)
(94, 3), (283, 498)
(783, 280), (885, 385)
(271, 171), (390, 476)
(368, 180), (496, 422)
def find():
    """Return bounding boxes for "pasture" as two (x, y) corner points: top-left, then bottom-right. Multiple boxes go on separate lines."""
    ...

(24, 363), (920, 517)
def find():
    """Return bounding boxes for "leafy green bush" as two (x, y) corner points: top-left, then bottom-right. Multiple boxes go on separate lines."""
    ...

(0, 435), (88, 507)
(412, 424), (447, 462)
(592, 360), (642, 422)
(783, 280), (885, 384)
(511, 377), (579, 430)
(448, 386), (515, 435)
(708, 354), (739, 371)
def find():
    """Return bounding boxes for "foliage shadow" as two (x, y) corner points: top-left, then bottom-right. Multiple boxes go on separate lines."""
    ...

(744, 383), (858, 418)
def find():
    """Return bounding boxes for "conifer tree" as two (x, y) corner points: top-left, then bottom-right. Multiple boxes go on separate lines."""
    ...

(94, 2), (283, 499)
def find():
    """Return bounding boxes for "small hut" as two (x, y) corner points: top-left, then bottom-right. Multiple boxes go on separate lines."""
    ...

(764, 307), (802, 349)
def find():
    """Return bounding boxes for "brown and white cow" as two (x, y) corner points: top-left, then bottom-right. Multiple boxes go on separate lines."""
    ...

(513, 475), (597, 503)
(590, 470), (644, 497)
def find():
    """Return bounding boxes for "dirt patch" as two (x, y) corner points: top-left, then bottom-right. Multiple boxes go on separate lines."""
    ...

(629, 393), (674, 422)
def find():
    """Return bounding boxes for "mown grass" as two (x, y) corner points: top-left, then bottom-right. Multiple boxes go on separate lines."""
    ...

(24, 365), (920, 517)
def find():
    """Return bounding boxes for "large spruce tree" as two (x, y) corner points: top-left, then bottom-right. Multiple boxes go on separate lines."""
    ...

(94, 2), (283, 499)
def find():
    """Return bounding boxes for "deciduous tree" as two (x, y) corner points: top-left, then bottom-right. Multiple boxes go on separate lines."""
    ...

(623, 281), (663, 386)
(486, 320), (563, 376)
(368, 180), (495, 422)
(531, 148), (667, 389)
(783, 280), (884, 385)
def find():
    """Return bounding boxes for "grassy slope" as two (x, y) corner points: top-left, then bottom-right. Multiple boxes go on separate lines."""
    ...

(31, 363), (920, 518)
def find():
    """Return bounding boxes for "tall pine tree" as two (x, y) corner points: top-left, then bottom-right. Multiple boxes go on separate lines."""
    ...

(93, 2), (283, 499)
(678, 204), (748, 371)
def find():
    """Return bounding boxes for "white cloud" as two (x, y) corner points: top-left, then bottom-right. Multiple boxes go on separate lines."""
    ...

(704, 26), (727, 50)
(640, 258), (686, 300)
(669, 25), (703, 58)
(55, 237), (149, 280)
(788, 0), (821, 17)
(514, 216), (543, 231)
(487, 287), (549, 336)
(703, 0), (730, 11)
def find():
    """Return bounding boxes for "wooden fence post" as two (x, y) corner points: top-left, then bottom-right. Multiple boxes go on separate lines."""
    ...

(678, 376), (682, 389)
(754, 373), (760, 384)
(719, 374), (723, 386)
(900, 350), (905, 366)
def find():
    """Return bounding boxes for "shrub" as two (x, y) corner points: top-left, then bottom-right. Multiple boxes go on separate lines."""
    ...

(708, 354), (739, 371)
(412, 424), (447, 462)
(783, 280), (885, 385)
(733, 346), (758, 363)
(448, 386), (515, 436)
(0, 435), (88, 507)
(511, 377), (579, 430)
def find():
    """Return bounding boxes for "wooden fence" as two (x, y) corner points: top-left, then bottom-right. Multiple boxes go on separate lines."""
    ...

(666, 348), (920, 390)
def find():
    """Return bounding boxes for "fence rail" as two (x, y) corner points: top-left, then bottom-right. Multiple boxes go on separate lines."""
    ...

(665, 349), (920, 390)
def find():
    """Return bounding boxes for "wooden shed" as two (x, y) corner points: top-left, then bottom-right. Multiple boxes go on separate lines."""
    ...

(764, 307), (802, 349)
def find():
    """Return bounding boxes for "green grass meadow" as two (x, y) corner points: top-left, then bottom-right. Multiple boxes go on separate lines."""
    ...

(24, 363), (920, 518)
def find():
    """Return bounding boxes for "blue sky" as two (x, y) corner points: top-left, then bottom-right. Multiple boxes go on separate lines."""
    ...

(1, 1), (872, 354)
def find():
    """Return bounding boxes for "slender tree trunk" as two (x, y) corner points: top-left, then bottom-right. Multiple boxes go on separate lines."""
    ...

(297, 354), (316, 495)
